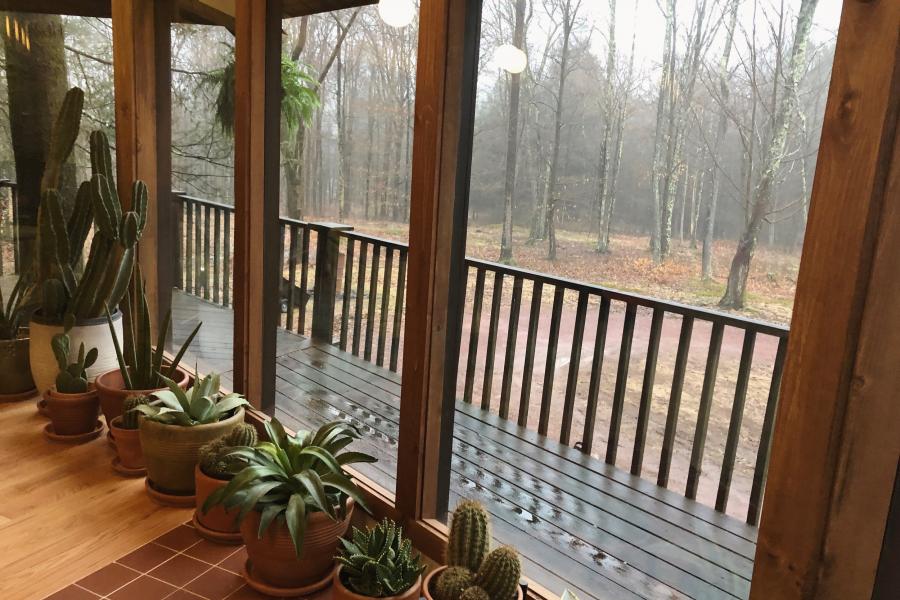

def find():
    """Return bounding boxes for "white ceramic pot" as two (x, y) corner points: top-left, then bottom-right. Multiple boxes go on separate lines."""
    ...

(29, 311), (124, 394)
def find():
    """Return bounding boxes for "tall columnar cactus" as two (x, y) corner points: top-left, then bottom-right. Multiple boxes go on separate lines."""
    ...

(40, 87), (83, 195)
(121, 395), (150, 429)
(51, 321), (98, 394)
(447, 500), (491, 572)
(474, 547), (521, 600)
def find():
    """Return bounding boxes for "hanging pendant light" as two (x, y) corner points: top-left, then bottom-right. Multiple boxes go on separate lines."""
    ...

(378, 0), (416, 29)
(493, 43), (528, 74)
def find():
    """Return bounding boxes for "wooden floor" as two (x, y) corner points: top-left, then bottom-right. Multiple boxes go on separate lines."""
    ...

(173, 291), (758, 600)
(0, 399), (192, 600)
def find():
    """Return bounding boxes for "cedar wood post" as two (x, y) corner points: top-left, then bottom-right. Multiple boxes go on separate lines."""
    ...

(751, 1), (900, 598)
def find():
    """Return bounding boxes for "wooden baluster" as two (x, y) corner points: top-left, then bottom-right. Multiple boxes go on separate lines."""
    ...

(389, 250), (407, 372)
(686, 321), (725, 500)
(499, 276), (523, 419)
(213, 208), (221, 304)
(538, 286), (565, 436)
(298, 226), (311, 333)
(463, 268), (486, 404)
(193, 202), (201, 298)
(286, 223), (299, 331)
(364, 245), (381, 361)
(223, 210), (231, 307)
(658, 315), (694, 487)
(518, 281), (543, 427)
(631, 307), (665, 475)
(481, 271), (504, 411)
(340, 238), (355, 350)
(747, 335), (788, 525)
(352, 243), (368, 356)
(185, 199), (194, 294)
(717, 329), (757, 513)
(560, 291), (589, 445)
(582, 296), (611, 454)
(377, 249), (393, 366)
(606, 302), (637, 465)
(174, 196), (183, 290)
(203, 205), (212, 300)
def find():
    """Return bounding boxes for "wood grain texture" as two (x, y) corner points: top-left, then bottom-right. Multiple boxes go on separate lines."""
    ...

(0, 399), (191, 600)
(751, 1), (900, 598)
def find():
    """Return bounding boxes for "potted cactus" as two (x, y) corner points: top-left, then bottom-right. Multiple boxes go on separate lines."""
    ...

(44, 321), (101, 440)
(95, 265), (198, 430)
(109, 395), (151, 476)
(0, 273), (37, 401)
(423, 501), (523, 600)
(203, 419), (376, 595)
(135, 372), (247, 503)
(193, 423), (258, 542)
(333, 518), (425, 600)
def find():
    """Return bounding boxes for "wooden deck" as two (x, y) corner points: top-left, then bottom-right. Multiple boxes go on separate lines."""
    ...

(172, 291), (758, 600)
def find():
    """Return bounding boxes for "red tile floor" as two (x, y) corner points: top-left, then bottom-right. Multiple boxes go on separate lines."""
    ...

(42, 521), (327, 600)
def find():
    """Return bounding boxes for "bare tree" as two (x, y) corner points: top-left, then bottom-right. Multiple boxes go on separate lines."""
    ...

(499, 0), (527, 263)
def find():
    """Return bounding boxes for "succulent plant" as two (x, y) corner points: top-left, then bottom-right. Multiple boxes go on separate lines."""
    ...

(120, 394), (151, 429)
(51, 320), (98, 394)
(473, 547), (521, 600)
(433, 567), (475, 600)
(105, 263), (201, 390)
(336, 519), (425, 598)
(133, 372), (248, 426)
(460, 586), (491, 600)
(0, 273), (35, 340)
(199, 423), (259, 479)
(204, 419), (376, 556)
(447, 500), (490, 572)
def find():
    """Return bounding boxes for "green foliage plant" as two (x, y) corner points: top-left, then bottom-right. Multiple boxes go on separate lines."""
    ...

(51, 318), (98, 394)
(132, 372), (248, 426)
(336, 518), (425, 597)
(120, 394), (150, 429)
(0, 274), (35, 340)
(199, 423), (259, 480)
(203, 418), (376, 556)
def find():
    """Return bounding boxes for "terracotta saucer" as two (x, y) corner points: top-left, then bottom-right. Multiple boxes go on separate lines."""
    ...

(43, 420), (104, 444)
(0, 387), (38, 404)
(112, 456), (146, 477)
(36, 392), (50, 417)
(192, 512), (243, 544)
(145, 478), (196, 507)
(243, 561), (335, 598)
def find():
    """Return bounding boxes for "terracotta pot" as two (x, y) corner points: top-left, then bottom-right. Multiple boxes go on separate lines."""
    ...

(241, 498), (354, 589)
(140, 407), (245, 495)
(0, 336), (35, 397)
(29, 311), (123, 394)
(422, 567), (522, 600)
(110, 416), (144, 469)
(195, 464), (239, 534)
(95, 366), (190, 430)
(333, 566), (421, 600)
(46, 385), (100, 436)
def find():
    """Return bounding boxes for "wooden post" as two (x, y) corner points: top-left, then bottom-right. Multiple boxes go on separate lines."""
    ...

(310, 222), (352, 343)
(232, 0), (281, 412)
(750, 1), (900, 598)
(396, 0), (482, 521)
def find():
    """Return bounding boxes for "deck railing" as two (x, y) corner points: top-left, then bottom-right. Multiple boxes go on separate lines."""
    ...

(173, 192), (789, 526)
(0, 179), (20, 276)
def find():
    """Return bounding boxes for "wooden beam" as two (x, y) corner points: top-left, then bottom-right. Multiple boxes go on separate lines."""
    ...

(0, 0), (110, 17)
(396, 0), (481, 520)
(282, 0), (374, 18)
(232, 0), (280, 412)
(174, 0), (235, 30)
(750, 1), (900, 598)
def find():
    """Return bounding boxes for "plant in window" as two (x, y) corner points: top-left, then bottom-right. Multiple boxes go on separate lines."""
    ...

(203, 418), (376, 591)
(333, 518), (425, 600)
(0, 273), (37, 399)
(109, 395), (151, 476)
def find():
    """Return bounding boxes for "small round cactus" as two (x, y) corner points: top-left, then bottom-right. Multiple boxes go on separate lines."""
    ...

(474, 547), (521, 600)
(447, 500), (490, 571)
(224, 423), (258, 447)
(459, 586), (491, 600)
(199, 424), (258, 479)
(121, 395), (150, 429)
(433, 567), (474, 600)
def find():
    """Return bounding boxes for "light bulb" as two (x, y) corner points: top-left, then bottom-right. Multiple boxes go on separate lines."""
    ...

(493, 43), (528, 74)
(378, 0), (416, 29)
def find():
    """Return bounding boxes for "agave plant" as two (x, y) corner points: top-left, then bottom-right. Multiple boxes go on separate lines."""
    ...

(0, 274), (35, 340)
(134, 372), (248, 426)
(337, 519), (425, 597)
(203, 419), (376, 555)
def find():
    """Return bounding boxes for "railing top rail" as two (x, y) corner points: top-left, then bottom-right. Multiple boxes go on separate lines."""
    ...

(174, 193), (234, 212)
(340, 230), (409, 252)
(0, 179), (15, 189)
(281, 216), (314, 228)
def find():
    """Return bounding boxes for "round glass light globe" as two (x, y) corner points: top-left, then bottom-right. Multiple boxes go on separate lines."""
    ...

(378, 0), (416, 29)
(493, 43), (528, 74)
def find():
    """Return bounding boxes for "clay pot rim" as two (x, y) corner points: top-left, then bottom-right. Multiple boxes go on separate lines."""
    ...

(333, 566), (422, 600)
(94, 365), (190, 395)
(244, 496), (356, 530)
(0, 335), (29, 345)
(140, 406), (246, 433)
(47, 384), (98, 400)
(109, 415), (139, 433)
(30, 309), (122, 327)
(195, 462), (232, 483)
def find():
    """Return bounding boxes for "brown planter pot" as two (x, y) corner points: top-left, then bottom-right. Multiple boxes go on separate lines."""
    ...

(422, 567), (523, 600)
(46, 385), (100, 436)
(333, 566), (422, 600)
(95, 367), (190, 430)
(0, 336), (35, 398)
(195, 465), (239, 534)
(241, 498), (354, 589)
(140, 407), (245, 495)
(110, 416), (144, 469)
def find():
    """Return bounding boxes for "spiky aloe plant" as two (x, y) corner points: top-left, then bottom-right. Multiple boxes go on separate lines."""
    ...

(105, 263), (201, 390)
(133, 372), (247, 426)
(336, 519), (425, 597)
(51, 318), (98, 394)
(199, 423), (259, 479)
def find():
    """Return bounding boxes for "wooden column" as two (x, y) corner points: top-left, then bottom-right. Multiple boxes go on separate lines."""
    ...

(111, 0), (173, 332)
(232, 0), (281, 411)
(396, 0), (482, 520)
(750, 1), (900, 598)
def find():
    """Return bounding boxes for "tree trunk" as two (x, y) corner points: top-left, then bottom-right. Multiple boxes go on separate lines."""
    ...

(499, 0), (526, 264)
(649, 0), (676, 262)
